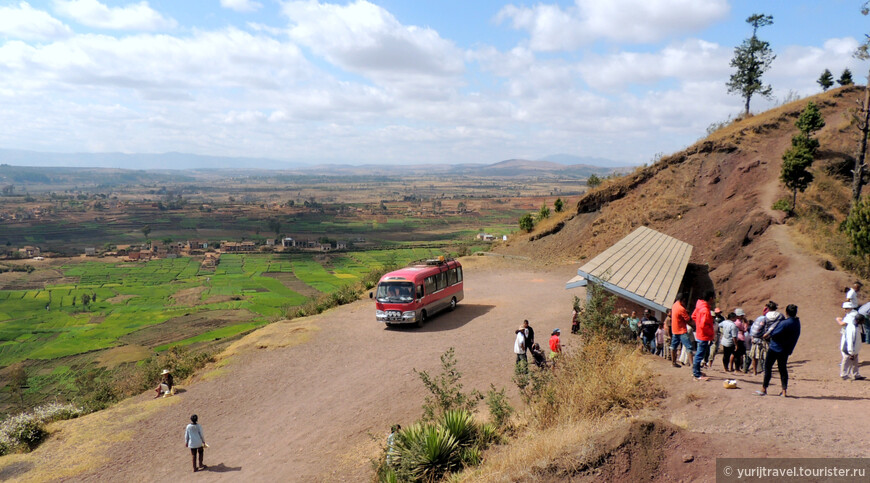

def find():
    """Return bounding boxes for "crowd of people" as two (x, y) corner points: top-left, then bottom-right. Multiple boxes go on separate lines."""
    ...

(513, 280), (870, 397)
(514, 319), (562, 370)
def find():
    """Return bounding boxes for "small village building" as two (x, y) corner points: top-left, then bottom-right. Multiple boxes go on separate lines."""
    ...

(476, 233), (496, 242)
(266, 239), (275, 246)
(84, 247), (96, 257)
(282, 237), (296, 248)
(336, 241), (347, 250)
(565, 226), (693, 319)
(19, 246), (40, 257)
(221, 241), (257, 253)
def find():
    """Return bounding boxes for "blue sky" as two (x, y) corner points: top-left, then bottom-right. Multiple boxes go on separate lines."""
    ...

(0, 0), (867, 166)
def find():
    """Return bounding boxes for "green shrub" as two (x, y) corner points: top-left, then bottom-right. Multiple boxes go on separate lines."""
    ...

(416, 348), (482, 421)
(772, 198), (790, 212)
(394, 424), (460, 482)
(0, 413), (46, 452)
(484, 384), (513, 430)
(439, 410), (476, 448)
(576, 282), (627, 342)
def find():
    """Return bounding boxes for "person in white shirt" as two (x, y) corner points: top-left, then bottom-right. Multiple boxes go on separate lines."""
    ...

(840, 313), (866, 380)
(846, 280), (862, 308)
(514, 326), (527, 369)
(184, 414), (207, 472)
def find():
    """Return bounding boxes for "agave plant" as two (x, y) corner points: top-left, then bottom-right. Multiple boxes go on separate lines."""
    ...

(439, 410), (477, 448)
(394, 423), (460, 482)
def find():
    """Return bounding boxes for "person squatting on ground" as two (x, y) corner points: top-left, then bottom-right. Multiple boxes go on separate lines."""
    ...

(185, 414), (207, 472)
(155, 369), (173, 398)
(756, 304), (801, 396)
(691, 291), (716, 381)
(669, 293), (693, 368)
(530, 342), (548, 369)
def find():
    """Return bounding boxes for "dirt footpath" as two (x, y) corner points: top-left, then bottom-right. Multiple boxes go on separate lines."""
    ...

(59, 256), (578, 482)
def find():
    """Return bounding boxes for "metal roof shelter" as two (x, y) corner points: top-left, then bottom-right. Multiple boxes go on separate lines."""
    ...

(565, 226), (693, 314)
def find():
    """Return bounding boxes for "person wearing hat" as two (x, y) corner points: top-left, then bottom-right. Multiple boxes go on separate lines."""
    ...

(548, 329), (562, 364)
(840, 308), (865, 381)
(155, 369), (174, 398)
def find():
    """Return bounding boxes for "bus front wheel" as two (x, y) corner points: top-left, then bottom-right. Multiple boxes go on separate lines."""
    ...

(417, 310), (427, 327)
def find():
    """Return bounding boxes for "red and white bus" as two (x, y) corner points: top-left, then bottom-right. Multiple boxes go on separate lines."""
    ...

(372, 257), (463, 326)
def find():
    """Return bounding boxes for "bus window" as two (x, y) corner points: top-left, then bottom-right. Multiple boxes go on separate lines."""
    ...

(424, 276), (436, 295)
(457, 267), (462, 282)
(447, 268), (457, 285)
(417, 284), (424, 299)
(436, 272), (446, 290)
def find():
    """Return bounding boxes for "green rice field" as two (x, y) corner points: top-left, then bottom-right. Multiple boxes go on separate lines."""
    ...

(0, 248), (442, 369)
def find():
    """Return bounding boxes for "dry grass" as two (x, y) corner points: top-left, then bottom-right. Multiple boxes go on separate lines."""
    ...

(217, 318), (319, 361)
(0, 397), (179, 482)
(684, 392), (703, 403)
(790, 169), (870, 279)
(95, 345), (152, 369)
(453, 337), (661, 482)
(529, 337), (662, 428)
(455, 418), (612, 482)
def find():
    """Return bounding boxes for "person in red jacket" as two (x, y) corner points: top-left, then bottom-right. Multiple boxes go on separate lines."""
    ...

(691, 291), (716, 381)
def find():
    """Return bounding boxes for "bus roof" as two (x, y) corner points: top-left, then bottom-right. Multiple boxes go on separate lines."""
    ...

(379, 260), (461, 283)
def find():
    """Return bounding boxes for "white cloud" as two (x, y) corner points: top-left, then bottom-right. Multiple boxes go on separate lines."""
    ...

(579, 39), (729, 91)
(0, 2), (72, 41)
(53, 0), (177, 31)
(283, 0), (464, 86)
(497, 0), (729, 51)
(221, 0), (263, 13)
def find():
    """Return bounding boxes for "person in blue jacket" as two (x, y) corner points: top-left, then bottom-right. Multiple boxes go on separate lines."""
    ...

(756, 304), (801, 397)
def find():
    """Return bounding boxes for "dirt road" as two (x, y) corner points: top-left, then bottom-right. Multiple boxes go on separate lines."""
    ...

(45, 256), (578, 482)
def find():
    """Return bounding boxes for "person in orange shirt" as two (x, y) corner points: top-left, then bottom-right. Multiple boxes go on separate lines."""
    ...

(691, 291), (717, 380)
(668, 293), (693, 368)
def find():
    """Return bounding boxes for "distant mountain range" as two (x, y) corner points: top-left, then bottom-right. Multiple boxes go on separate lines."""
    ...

(0, 148), (626, 181)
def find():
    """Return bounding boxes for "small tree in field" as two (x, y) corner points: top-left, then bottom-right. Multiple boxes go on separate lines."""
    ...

(817, 69), (834, 91)
(537, 204), (550, 221)
(554, 198), (564, 213)
(518, 213), (535, 232)
(838, 68), (854, 86)
(843, 195), (870, 256)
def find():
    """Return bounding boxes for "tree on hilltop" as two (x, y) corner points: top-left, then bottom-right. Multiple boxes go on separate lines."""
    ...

(537, 204), (550, 221)
(838, 68), (854, 86)
(554, 198), (564, 212)
(817, 69), (834, 91)
(587, 174), (602, 188)
(727, 13), (775, 117)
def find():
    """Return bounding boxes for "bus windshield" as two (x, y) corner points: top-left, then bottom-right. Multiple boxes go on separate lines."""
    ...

(376, 281), (415, 303)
